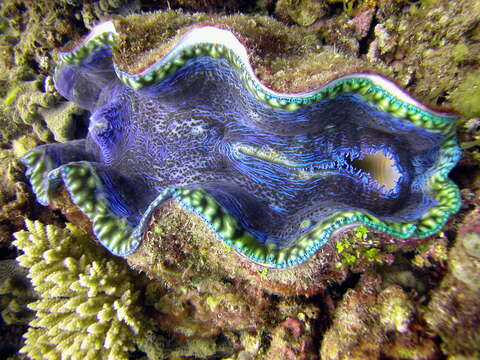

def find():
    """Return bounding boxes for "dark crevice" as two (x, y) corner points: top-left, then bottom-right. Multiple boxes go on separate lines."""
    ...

(309, 273), (361, 354)
(72, 111), (90, 139)
(64, 8), (89, 39)
(435, 91), (448, 106)
(308, 293), (333, 354)
(261, 0), (277, 15)
(0, 244), (17, 261)
(328, 272), (361, 300)
(206, 333), (234, 359)
(431, 335), (449, 360)
(358, 13), (378, 56)
(327, 2), (349, 16)
(0, 316), (27, 360)
(450, 163), (470, 189)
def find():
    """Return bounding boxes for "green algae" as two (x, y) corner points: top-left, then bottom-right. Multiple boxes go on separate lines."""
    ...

(3, 86), (20, 107)
(0, 16), (8, 34)
(275, 0), (326, 26)
(206, 295), (222, 312)
(449, 69), (480, 118)
(451, 43), (470, 63)
(258, 267), (269, 280)
(335, 225), (383, 268)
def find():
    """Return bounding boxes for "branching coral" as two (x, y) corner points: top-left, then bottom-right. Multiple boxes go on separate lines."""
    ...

(13, 219), (149, 360)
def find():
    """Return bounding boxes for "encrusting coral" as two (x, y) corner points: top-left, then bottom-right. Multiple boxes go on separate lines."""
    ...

(320, 273), (439, 360)
(13, 219), (149, 360)
(424, 207), (480, 358)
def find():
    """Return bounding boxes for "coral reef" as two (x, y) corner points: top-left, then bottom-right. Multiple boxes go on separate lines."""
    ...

(424, 208), (480, 358)
(364, 0), (480, 118)
(320, 274), (439, 360)
(0, 0), (478, 359)
(0, 0), (85, 143)
(13, 219), (150, 360)
(22, 11), (460, 272)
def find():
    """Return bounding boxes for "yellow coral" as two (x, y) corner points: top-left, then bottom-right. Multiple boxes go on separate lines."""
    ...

(13, 219), (148, 360)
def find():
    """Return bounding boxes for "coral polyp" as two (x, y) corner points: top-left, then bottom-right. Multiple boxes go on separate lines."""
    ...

(21, 15), (461, 268)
